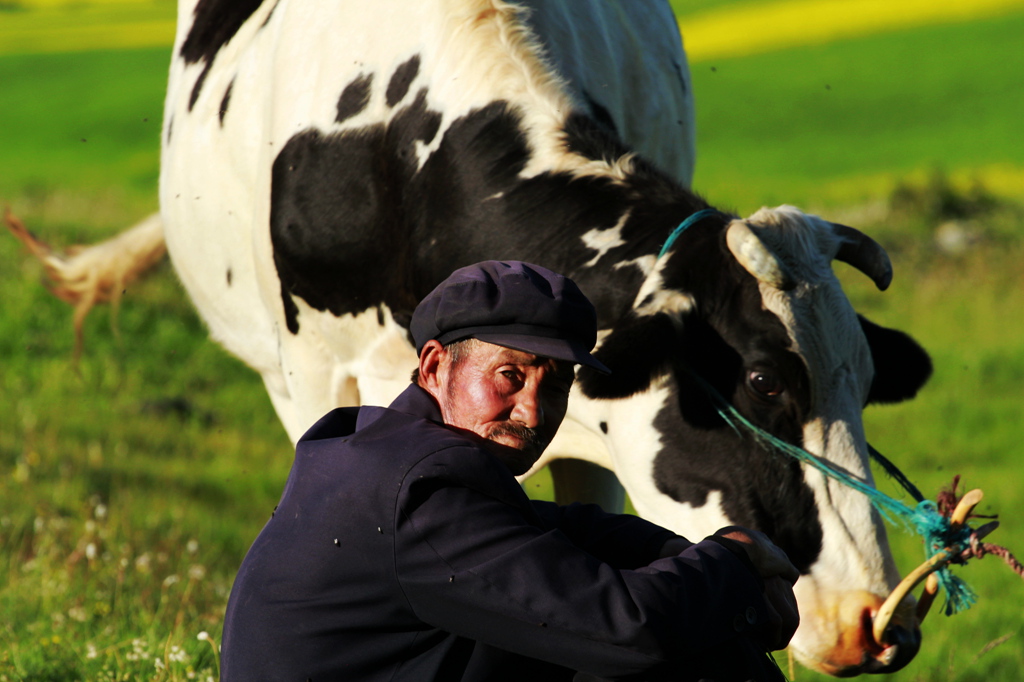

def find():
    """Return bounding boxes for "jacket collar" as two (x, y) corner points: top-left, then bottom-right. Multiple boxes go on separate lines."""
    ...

(355, 383), (442, 431)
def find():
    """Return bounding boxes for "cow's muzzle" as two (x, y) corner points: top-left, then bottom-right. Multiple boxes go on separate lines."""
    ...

(796, 590), (921, 677)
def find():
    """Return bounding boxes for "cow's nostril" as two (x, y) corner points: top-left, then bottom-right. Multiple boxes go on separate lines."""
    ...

(871, 623), (922, 673)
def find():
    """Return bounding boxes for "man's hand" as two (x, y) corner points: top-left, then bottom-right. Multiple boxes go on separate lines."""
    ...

(716, 526), (799, 583)
(715, 526), (800, 651)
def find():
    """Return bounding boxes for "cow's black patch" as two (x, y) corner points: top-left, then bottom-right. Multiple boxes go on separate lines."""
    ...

(386, 55), (420, 108)
(582, 312), (677, 399)
(336, 73), (373, 124)
(271, 89), (444, 331)
(219, 78), (235, 125)
(179, 0), (264, 106)
(670, 329), (819, 570)
(599, 421), (608, 434)
(180, 0), (266, 66)
(652, 372), (823, 573)
(563, 112), (631, 165)
(271, 90), (702, 334)
(189, 62), (212, 112)
(582, 91), (618, 137)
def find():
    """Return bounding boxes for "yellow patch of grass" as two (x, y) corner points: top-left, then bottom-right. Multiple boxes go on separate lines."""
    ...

(778, 161), (1019, 209)
(709, 163), (1024, 215)
(681, 0), (1024, 62)
(841, 163), (1024, 203)
(14, 0), (172, 7)
(0, 2), (175, 55)
(2, 21), (176, 54)
(7, 0), (1024, 57)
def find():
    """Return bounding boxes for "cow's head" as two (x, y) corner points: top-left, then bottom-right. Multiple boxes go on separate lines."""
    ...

(578, 205), (932, 675)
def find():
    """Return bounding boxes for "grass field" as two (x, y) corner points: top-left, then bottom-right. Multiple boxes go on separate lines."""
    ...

(689, 10), (1024, 211)
(1, 2), (1023, 680)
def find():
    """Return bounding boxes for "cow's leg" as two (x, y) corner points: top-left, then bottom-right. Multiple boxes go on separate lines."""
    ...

(549, 459), (625, 513)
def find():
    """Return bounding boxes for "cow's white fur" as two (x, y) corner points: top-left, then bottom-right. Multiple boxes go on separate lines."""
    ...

(633, 250), (697, 318)
(580, 213), (629, 268)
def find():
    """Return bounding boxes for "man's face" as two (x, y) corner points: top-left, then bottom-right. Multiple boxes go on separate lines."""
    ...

(436, 341), (574, 475)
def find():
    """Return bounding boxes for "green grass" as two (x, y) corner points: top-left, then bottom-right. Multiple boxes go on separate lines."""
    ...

(1, 232), (293, 678)
(2, 8), (1024, 681)
(668, 0), (754, 17)
(690, 10), (1024, 212)
(0, 48), (168, 204)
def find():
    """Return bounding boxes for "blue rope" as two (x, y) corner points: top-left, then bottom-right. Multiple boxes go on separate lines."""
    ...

(659, 209), (724, 259)
(690, 371), (976, 615)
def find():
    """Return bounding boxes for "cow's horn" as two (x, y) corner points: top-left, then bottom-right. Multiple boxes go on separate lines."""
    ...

(832, 223), (893, 291)
(726, 220), (795, 290)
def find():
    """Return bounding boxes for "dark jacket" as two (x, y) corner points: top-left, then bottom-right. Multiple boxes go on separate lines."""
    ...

(221, 384), (772, 681)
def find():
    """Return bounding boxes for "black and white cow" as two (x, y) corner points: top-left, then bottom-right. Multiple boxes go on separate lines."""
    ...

(19, 0), (935, 675)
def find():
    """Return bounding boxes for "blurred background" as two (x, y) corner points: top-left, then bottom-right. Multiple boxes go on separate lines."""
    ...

(1, 0), (1022, 679)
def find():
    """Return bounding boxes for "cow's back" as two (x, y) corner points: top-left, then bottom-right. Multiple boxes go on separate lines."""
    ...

(160, 0), (694, 439)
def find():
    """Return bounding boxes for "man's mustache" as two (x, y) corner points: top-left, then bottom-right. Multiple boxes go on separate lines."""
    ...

(489, 422), (544, 450)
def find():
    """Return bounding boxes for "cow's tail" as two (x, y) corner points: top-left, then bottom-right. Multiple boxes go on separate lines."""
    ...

(5, 208), (166, 360)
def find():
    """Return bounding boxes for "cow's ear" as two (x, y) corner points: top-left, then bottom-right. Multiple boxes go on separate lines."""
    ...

(860, 315), (933, 404)
(578, 312), (677, 399)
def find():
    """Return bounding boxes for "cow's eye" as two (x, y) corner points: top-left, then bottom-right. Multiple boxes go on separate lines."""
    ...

(748, 370), (784, 398)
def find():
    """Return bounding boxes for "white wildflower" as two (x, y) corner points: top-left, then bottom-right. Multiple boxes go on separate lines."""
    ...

(196, 631), (209, 641)
(186, 538), (199, 554)
(85, 543), (97, 561)
(129, 638), (150, 661)
(188, 564), (206, 581)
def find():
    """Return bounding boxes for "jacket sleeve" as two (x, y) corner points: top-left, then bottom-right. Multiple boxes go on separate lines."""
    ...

(530, 500), (686, 569)
(393, 447), (770, 679)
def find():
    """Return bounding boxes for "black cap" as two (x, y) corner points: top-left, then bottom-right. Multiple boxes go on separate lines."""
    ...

(410, 261), (610, 373)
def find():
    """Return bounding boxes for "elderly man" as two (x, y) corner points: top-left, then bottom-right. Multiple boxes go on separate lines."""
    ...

(221, 261), (799, 681)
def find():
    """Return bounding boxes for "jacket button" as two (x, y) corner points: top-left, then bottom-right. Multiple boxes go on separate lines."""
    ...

(745, 606), (758, 625)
